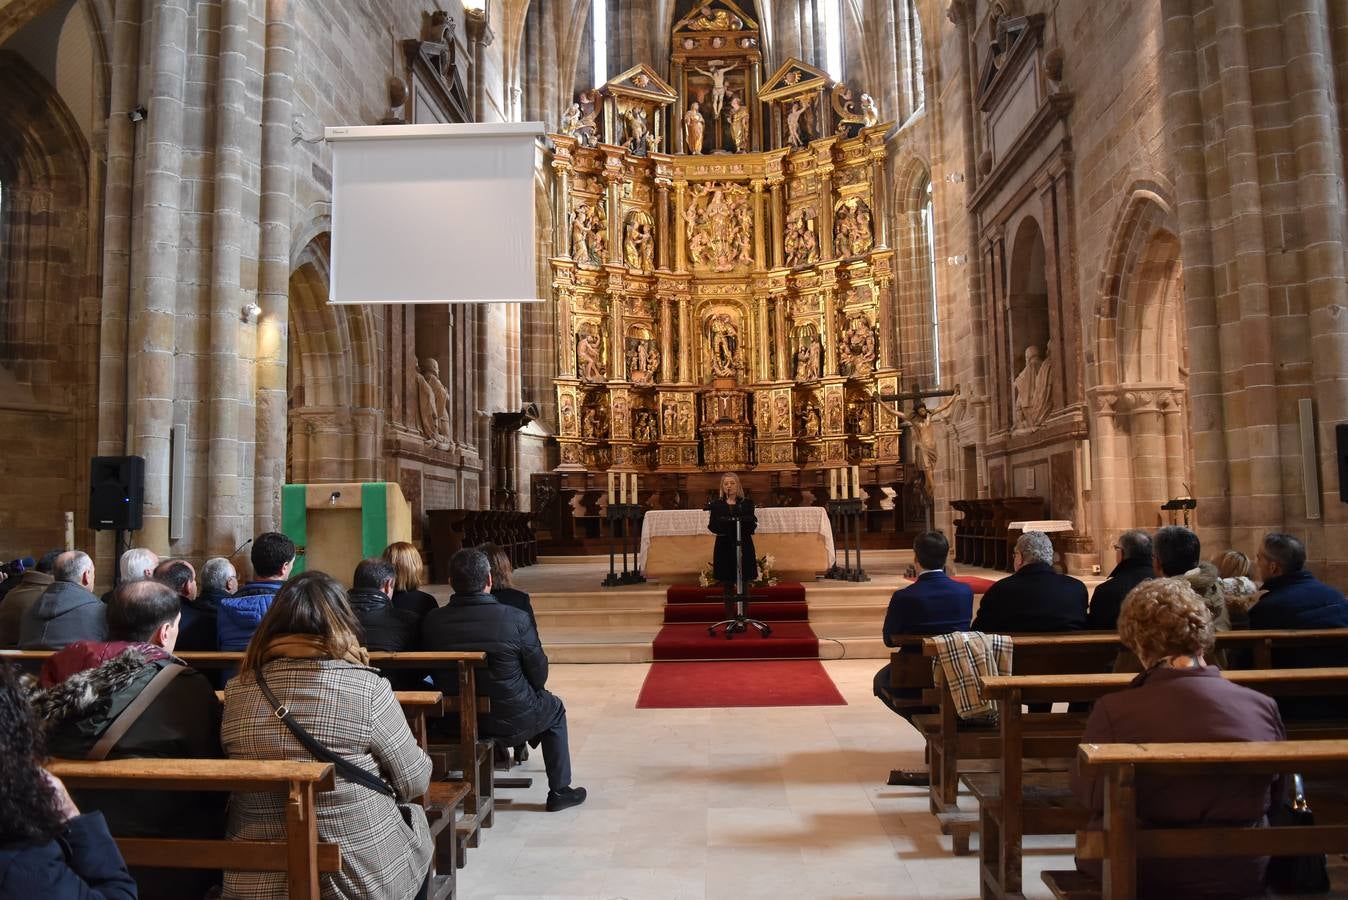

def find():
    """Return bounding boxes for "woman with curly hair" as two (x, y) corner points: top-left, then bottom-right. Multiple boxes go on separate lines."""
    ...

(0, 663), (136, 897)
(1070, 578), (1286, 899)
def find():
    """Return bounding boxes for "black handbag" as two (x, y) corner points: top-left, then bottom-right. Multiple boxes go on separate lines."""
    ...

(1266, 773), (1331, 894)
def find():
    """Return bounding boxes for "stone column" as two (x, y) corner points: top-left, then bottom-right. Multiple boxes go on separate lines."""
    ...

(1160, 389), (1187, 503)
(659, 296), (675, 384)
(768, 178), (785, 268)
(1087, 389), (1122, 565)
(466, 9), (495, 122)
(1126, 390), (1168, 519)
(655, 179), (670, 270)
(673, 180), (688, 271)
(254, 0), (295, 532)
(751, 179), (767, 269)
(131, 0), (190, 549)
(677, 297), (691, 383)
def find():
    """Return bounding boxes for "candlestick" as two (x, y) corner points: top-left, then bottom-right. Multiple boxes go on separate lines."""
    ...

(829, 468), (838, 500)
(851, 465), (861, 500)
(607, 471), (615, 505)
(631, 473), (639, 503)
(64, 511), (74, 551)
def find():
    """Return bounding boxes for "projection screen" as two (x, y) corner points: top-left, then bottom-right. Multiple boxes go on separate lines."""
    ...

(326, 122), (546, 304)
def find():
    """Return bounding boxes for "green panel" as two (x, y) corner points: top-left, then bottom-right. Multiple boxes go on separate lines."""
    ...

(281, 484), (309, 575)
(361, 482), (389, 560)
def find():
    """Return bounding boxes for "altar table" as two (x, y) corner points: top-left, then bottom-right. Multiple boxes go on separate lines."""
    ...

(638, 507), (835, 582)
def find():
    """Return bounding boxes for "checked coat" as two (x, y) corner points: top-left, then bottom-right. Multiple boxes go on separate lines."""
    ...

(221, 658), (433, 900)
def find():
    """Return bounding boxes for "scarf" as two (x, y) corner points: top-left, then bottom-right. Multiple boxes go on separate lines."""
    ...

(258, 633), (369, 668)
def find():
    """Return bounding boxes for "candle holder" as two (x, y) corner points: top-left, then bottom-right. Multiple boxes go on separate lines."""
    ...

(824, 497), (869, 582)
(602, 502), (647, 587)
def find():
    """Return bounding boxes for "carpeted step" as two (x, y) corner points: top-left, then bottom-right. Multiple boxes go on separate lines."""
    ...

(651, 621), (820, 660)
(636, 660), (847, 708)
(662, 601), (809, 624)
(664, 582), (806, 605)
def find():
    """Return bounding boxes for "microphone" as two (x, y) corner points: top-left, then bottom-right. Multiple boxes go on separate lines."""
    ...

(231, 537), (253, 557)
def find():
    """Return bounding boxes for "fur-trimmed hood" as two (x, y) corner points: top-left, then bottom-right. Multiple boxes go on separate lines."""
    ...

(28, 644), (169, 729)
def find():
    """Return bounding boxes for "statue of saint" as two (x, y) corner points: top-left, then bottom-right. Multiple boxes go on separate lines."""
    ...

(1013, 344), (1053, 428)
(707, 314), (738, 378)
(727, 95), (750, 152)
(577, 331), (605, 382)
(785, 98), (809, 149)
(684, 102), (705, 154)
(622, 105), (650, 155)
(560, 103), (583, 139)
(570, 203), (591, 262)
(1031, 344), (1055, 424)
(688, 3), (743, 30)
(416, 358), (452, 450)
(692, 60), (738, 118)
(624, 216), (653, 270)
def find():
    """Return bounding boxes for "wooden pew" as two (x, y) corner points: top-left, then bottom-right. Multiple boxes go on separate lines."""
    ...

(47, 758), (338, 899)
(976, 668), (1348, 900)
(1045, 739), (1348, 900)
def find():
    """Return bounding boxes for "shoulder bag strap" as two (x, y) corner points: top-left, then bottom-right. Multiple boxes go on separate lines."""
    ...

(87, 663), (187, 761)
(253, 665), (395, 797)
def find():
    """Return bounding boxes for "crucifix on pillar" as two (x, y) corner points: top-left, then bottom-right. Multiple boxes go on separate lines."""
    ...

(874, 382), (960, 531)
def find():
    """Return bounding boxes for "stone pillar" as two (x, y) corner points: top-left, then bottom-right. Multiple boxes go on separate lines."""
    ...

(768, 178), (785, 268)
(655, 179), (670, 270)
(466, 9), (495, 121)
(254, 0), (295, 533)
(206, 0), (249, 553)
(1088, 389), (1122, 565)
(1161, 389), (1187, 503)
(659, 296), (674, 384)
(752, 179), (767, 269)
(677, 297), (691, 383)
(673, 181), (688, 271)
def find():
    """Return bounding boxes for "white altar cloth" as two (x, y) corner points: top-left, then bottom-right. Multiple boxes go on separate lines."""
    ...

(1008, 519), (1074, 533)
(638, 506), (835, 571)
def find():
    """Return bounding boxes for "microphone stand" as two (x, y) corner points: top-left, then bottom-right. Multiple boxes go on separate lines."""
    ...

(707, 503), (772, 640)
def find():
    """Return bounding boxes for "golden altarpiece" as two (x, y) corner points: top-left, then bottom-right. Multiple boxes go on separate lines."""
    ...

(549, 2), (901, 499)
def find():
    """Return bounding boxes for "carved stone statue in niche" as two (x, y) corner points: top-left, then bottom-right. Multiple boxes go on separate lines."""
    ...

(415, 357), (452, 450)
(837, 314), (878, 377)
(826, 392), (844, 432)
(576, 329), (606, 382)
(625, 337), (660, 384)
(1013, 344), (1054, 428)
(794, 327), (822, 381)
(691, 60), (738, 118)
(684, 182), (751, 272)
(684, 102), (705, 154)
(676, 401), (692, 436)
(773, 395), (790, 433)
(833, 198), (874, 258)
(582, 401), (609, 440)
(688, 3), (743, 30)
(784, 208), (820, 266)
(706, 313), (741, 378)
(623, 212), (655, 271)
(798, 401), (821, 437)
(785, 98), (812, 149)
(573, 90), (602, 147)
(633, 409), (658, 442)
(727, 95), (750, 152)
(662, 402), (676, 435)
(560, 394), (577, 435)
(622, 104), (652, 155)
(571, 202), (608, 267)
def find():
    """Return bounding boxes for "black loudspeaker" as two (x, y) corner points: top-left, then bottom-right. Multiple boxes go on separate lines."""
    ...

(1338, 424), (1348, 503)
(89, 456), (145, 531)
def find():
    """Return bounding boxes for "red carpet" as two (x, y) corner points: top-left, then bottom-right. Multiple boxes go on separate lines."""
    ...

(636, 660), (847, 709)
(652, 582), (820, 660)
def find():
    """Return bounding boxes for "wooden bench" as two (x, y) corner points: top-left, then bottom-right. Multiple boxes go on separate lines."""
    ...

(47, 757), (338, 899)
(1044, 739), (1348, 900)
(976, 668), (1348, 899)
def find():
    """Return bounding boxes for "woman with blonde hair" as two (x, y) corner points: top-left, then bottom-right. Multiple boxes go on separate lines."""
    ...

(1071, 578), (1284, 899)
(223, 571), (433, 900)
(707, 471), (758, 619)
(383, 541), (438, 619)
(1214, 549), (1259, 623)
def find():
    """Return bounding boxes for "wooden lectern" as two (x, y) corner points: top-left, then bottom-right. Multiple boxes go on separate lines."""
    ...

(281, 483), (412, 586)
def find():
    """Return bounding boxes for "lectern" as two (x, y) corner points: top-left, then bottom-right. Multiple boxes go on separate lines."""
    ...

(281, 483), (412, 586)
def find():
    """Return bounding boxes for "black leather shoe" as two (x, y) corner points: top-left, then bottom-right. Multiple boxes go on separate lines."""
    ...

(545, 786), (588, 812)
(514, 743), (529, 763)
(887, 769), (930, 786)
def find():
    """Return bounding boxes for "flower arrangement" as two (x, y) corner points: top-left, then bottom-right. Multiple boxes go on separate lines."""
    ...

(697, 554), (779, 588)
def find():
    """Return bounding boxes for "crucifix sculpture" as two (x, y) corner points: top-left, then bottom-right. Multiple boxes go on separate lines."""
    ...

(874, 382), (961, 529)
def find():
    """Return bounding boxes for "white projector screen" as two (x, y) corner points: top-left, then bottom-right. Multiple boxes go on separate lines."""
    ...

(326, 122), (546, 304)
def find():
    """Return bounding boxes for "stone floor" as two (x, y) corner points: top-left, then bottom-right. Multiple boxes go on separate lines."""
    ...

(457, 658), (1073, 899)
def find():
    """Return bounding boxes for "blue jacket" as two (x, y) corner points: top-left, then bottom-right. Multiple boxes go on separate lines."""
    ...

(217, 580), (283, 652)
(0, 811), (137, 899)
(1249, 569), (1348, 670)
(883, 570), (974, 648)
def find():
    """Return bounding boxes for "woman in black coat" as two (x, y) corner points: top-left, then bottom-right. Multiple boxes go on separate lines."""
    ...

(708, 471), (758, 618)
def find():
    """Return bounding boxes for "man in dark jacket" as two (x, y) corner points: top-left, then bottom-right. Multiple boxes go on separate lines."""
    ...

(874, 531), (974, 787)
(30, 579), (225, 900)
(0, 548), (59, 648)
(218, 532), (294, 651)
(1086, 530), (1154, 630)
(1252, 532), (1348, 670)
(972, 531), (1087, 633)
(422, 548), (587, 812)
(19, 551), (106, 650)
(155, 558), (218, 652)
(348, 557), (422, 689)
(198, 556), (239, 606)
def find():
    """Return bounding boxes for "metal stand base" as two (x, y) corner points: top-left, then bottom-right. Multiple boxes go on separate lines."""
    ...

(602, 502), (646, 587)
(708, 597), (772, 640)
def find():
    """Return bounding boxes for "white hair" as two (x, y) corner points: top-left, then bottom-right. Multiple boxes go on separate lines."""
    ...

(201, 557), (237, 593)
(119, 547), (160, 581)
(1016, 531), (1055, 566)
(54, 551), (93, 584)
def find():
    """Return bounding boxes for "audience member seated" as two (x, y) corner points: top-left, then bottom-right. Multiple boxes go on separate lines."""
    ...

(422, 548), (587, 812)
(1086, 529), (1153, 630)
(198, 556), (239, 606)
(29, 580), (225, 900)
(1251, 532), (1348, 674)
(384, 541), (439, 618)
(1070, 578), (1285, 899)
(480, 542), (539, 633)
(971, 531), (1087, 633)
(349, 558), (421, 653)
(222, 571), (433, 900)
(1214, 549), (1258, 627)
(156, 558), (217, 652)
(0, 557), (26, 605)
(0, 548), (59, 648)
(0, 664), (136, 899)
(100, 546), (160, 603)
(873, 531), (973, 787)
(1152, 524), (1200, 577)
(19, 551), (106, 650)
(218, 531), (295, 652)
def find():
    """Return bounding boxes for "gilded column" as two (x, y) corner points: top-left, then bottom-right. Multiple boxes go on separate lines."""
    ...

(751, 179), (767, 269)
(659, 296), (674, 384)
(677, 297), (691, 383)
(557, 291), (574, 375)
(610, 288), (625, 381)
(871, 148), (890, 249)
(605, 171), (623, 266)
(876, 274), (896, 369)
(773, 295), (790, 381)
(673, 180), (688, 272)
(768, 178), (785, 268)
(655, 179), (671, 270)
(755, 294), (770, 381)
(821, 284), (839, 375)
(818, 164), (836, 259)
(553, 160), (572, 257)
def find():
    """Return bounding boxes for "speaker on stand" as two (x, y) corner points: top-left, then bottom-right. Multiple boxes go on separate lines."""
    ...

(89, 456), (145, 587)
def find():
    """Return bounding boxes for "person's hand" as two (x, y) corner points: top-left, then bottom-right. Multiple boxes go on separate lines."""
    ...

(43, 769), (80, 821)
